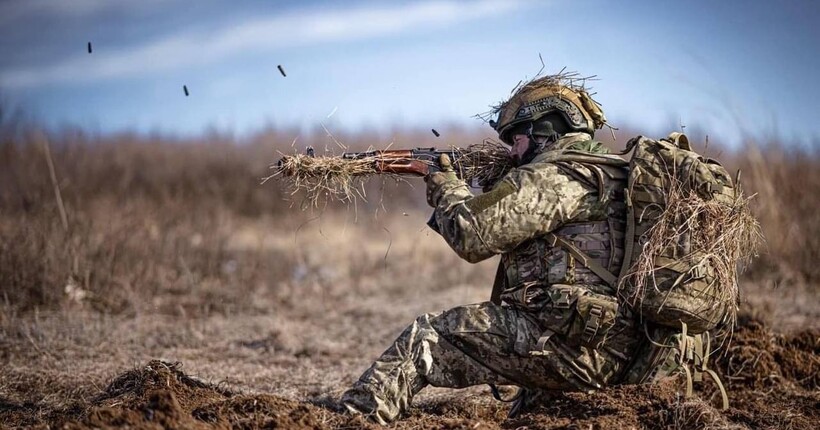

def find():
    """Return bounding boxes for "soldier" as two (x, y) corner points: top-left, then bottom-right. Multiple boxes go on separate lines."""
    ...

(340, 75), (647, 424)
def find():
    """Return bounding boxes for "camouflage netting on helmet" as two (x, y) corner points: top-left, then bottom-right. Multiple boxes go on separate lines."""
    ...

(483, 69), (608, 143)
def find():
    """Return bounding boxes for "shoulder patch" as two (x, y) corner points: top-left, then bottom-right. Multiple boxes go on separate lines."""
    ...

(569, 140), (611, 154)
(464, 180), (517, 214)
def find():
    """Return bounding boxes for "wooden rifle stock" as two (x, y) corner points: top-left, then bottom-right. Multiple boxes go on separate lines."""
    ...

(373, 150), (431, 176)
(342, 148), (462, 177)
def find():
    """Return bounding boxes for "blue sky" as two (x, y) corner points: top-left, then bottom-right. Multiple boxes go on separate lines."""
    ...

(1, 0), (818, 146)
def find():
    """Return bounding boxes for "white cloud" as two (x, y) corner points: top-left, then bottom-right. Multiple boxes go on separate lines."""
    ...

(0, 0), (527, 89)
(0, 0), (178, 24)
(0, 0), (106, 22)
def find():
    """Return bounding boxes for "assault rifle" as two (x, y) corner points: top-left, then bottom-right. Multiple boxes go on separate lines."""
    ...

(275, 143), (511, 190)
(276, 144), (511, 232)
(284, 146), (466, 176)
(339, 147), (467, 176)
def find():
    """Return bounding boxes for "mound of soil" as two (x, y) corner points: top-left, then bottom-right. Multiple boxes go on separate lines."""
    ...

(717, 315), (819, 391)
(710, 315), (819, 429)
(68, 361), (371, 430)
(2, 316), (817, 429)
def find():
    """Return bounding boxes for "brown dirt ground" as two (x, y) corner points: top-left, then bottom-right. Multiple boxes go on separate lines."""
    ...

(1, 314), (816, 430)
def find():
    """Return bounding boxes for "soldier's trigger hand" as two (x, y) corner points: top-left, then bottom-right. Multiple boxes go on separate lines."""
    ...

(425, 173), (449, 207)
(425, 154), (459, 207)
(439, 153), (453, 172)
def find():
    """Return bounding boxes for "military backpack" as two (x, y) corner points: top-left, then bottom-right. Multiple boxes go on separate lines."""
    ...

(534, 132), (742, 333)
(615, 132), (740, 333)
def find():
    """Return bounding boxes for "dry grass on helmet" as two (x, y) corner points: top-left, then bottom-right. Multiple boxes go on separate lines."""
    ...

(267, 140), (513, 207)
(476, 68), (598, 123)
(623, 176), (763, 333)
(507, 68), (597, 98)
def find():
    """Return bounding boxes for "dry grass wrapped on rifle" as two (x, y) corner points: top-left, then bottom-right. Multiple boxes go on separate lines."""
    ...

(268, 140), (513, 206)
(453, 139), (514, 188)
(271, 151), (381, 205)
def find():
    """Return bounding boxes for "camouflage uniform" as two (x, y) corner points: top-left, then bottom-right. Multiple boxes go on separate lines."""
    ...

(340, 133), (643, 424)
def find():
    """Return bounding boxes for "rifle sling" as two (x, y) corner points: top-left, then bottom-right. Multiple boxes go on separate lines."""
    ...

(490, 233), (619, 305)
(546, 233), (619, 289)
(490, 260), (506, 305)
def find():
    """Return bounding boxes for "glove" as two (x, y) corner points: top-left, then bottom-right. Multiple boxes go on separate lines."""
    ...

(425, 153), (460, 208)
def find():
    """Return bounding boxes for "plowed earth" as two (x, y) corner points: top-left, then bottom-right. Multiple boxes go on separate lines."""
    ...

(2, 316), (816, 430)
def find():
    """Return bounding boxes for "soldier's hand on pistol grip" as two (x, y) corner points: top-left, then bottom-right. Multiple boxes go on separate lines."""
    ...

(425, 153), (460, 208)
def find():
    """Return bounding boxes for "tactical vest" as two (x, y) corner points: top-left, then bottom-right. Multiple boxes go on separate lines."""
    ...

(491, 149), (639, 370)
(497, 151), (629, 307)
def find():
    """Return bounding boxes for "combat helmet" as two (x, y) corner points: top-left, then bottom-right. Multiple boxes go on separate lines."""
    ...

(490, 72), (607, 144)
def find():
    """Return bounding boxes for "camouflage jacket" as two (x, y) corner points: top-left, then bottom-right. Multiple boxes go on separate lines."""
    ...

(431, 132), (629, 307)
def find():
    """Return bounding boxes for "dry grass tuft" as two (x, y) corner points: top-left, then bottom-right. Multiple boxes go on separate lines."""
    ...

(454, 139), (514, 188)
(271, 152), (383, 206)
(505, 69), (597, 99)
(624, 176), (763, 331)
(668, 398), (745, 430)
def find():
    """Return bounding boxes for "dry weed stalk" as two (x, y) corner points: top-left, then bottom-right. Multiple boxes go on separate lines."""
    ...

(624, 174), (763, 331)
(668, 397), (743, 430)
(269, 140), (513, 206)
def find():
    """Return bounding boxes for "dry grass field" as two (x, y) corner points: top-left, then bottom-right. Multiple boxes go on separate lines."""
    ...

(0, 124), (817, 429)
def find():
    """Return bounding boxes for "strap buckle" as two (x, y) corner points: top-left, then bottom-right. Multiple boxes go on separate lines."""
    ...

(551, 287), (572, 309)
(689, 263), (712, 279)
(529, 330), (555, 357)
(582, 304), (604, 345)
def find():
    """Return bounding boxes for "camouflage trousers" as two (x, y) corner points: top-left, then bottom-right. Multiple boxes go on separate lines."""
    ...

(340, 299), (641, 424)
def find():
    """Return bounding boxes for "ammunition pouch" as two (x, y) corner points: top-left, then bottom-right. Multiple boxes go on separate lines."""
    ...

(572, 289), (618, 349)
(531, 285), (619, 355)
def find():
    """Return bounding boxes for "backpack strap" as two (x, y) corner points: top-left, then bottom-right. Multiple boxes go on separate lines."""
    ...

(619, 195), (636, 280)
(618, 167), (640, 280)
(548, 150), (629, 167)
(696, 331), (730, 410)
(489, 260), (506, 305)
(615, 135), (643, 156)
(665, 132), (691, 151)
(672, 323), (731, 411)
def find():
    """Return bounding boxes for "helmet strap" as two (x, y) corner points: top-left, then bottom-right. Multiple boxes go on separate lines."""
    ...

(516, 121), (559, 165)
(514, 122), (550, 166)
